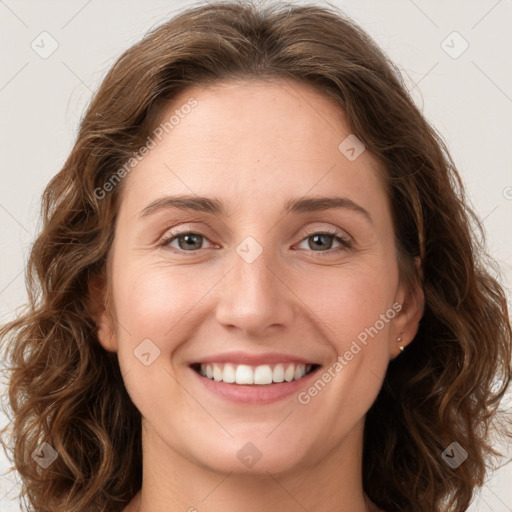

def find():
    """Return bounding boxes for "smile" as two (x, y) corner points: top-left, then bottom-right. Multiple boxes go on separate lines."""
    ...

(193, 362), (318, 385)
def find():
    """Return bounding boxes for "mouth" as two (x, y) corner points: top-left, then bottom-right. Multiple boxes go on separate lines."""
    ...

(190, 362), (320, 385)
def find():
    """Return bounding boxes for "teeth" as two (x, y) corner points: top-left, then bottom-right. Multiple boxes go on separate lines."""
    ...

(236, 364), (253, 384)
(213, 363), (223, 381)
(273, 363), (285, 383)
(294, 364), (306, 380)
(223, 363), (236, 383)
(198, 362), (314, 385)
(254, 365), (273, 384)
(284, 364), (295, 382)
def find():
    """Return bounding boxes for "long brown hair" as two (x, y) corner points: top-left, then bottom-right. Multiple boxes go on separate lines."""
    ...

(1, 1), (511, 511)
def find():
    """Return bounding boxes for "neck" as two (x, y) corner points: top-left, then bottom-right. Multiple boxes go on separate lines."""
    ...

(126, 417), (378, 512)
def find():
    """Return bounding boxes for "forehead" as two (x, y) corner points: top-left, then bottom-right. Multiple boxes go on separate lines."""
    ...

(119, 79), (389, 221)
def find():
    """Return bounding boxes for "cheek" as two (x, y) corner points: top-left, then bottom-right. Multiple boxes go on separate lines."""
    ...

(292, 264), (395, 430)
(110, 259), (232, 380)
(295, 259), (398, 346)
(112, 251), (397, 349)
(110, 263), (199, 413)
(113, 263), (201, 339)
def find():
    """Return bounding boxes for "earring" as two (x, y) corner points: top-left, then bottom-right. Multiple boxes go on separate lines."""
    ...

(397, 336), (404, 352)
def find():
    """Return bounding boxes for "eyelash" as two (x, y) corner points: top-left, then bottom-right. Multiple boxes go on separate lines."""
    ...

(159, 227), (353, 257)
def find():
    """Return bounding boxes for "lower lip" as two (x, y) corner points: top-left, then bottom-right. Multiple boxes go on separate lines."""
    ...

(190, 366), (321, 404)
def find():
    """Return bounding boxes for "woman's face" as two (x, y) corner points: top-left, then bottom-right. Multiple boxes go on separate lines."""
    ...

(96, 79), (422, 475)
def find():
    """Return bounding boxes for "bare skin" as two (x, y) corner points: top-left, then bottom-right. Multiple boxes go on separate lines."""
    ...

(93, 78), (423, 512)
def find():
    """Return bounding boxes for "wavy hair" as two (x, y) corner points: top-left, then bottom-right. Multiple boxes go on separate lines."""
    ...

(1, 1), (511, 511)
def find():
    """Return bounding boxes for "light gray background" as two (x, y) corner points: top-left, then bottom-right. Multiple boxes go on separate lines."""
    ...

(1, 0), (511, 510)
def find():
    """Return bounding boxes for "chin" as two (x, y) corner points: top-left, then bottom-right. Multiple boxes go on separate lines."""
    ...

(187, 435), (309, 476)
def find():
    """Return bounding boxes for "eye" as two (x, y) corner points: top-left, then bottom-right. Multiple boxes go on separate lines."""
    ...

(160, 228), (352, 255)
(295, 229), (352, 256)
(161, 231), (213, 252)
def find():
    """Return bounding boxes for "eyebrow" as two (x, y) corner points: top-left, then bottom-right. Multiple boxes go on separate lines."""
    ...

(139, 195), (373, 224)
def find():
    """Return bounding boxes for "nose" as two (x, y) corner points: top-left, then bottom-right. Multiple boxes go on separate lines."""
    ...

(214, 244), (296, 338)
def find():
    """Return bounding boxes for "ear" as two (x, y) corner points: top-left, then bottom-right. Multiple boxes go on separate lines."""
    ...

(389, 257), (424, 358)
(87, 273), (118, 353)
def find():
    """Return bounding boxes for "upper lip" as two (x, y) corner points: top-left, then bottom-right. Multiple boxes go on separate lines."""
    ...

(189, 351), (320, 366)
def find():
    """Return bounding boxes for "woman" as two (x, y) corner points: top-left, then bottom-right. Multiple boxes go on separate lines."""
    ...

(1, 1), (511, 511)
